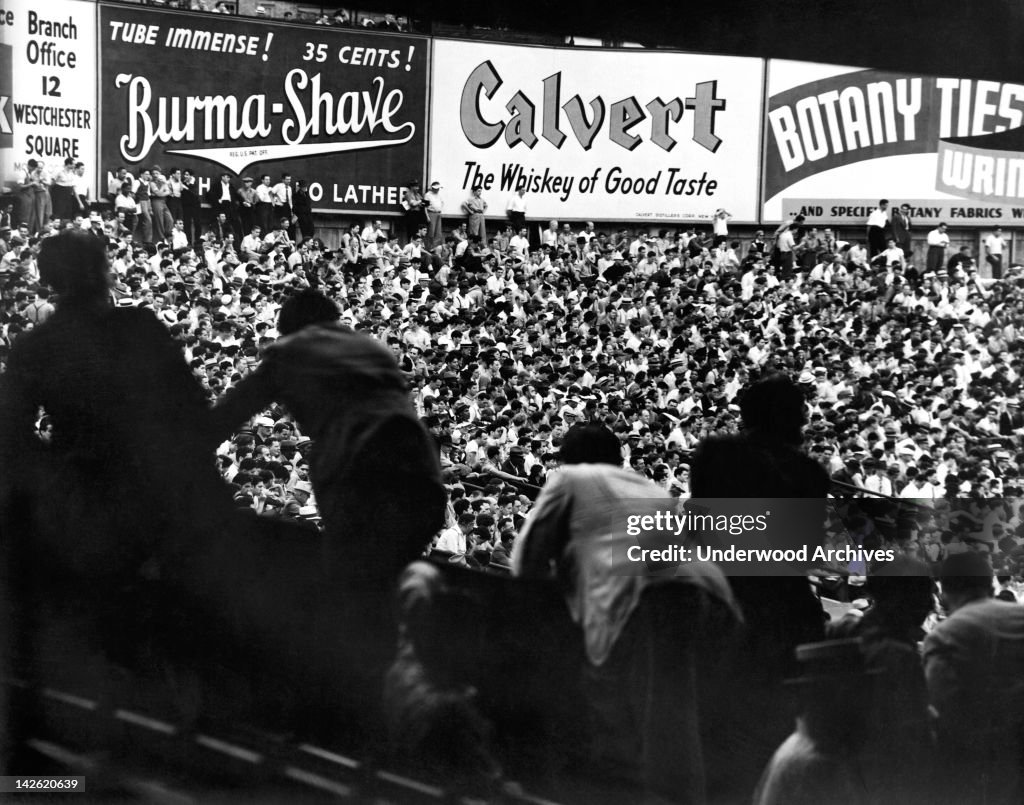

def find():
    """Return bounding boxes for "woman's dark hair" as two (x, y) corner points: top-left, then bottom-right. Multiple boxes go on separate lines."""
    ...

(39, 230), (110, 303)
(277, 289), (340, 335)
(559, 423), (622, 466)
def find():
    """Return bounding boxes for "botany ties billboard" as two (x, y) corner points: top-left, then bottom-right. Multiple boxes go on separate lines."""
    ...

(763, 60), (1024, 225)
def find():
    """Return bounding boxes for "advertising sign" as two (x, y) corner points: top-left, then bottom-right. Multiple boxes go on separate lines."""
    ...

(778, 198), (1020, 228)
(764, 60), (1024, 226)
(0, 0), (97, 200)
(99, 4), (428, 214)
(429, 40), (763, 223)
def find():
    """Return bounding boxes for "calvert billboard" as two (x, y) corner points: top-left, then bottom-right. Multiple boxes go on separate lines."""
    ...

(763, 60), (1024, 226)
(99, 4), (428, 214)
(0, 0), (97, 199)
(429, 40), (763, 223)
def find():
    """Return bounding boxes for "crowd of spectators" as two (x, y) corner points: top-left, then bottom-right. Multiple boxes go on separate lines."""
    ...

(5, 174), (1024, 579)
(5, 166), (1024, 802)
(128, 0), (413, 31)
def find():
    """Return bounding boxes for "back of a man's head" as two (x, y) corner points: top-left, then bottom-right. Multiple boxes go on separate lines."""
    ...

(277, 289), (340, 336)
(560, 423), (622, 466)
(867, 555), (934, 624)
(739, 373), (806, 445)
(39, 229), (110, 304)
(937, 552), (994, 601)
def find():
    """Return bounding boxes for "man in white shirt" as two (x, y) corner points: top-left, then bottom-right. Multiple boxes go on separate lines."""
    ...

(899, 467), (939, 502)
(424, 180), (444, 248)
(984, 225), (1006, 279)
(263, 218), (294, 251)
(241, 226), (264, 261)
(845, 240), (869, 269)
(926, 222), (950, 273)
(866, 199), (890, 258)
(506, 189), (527, 231)
(435, 512), (474, 554)
(541, 220), (559, 249)
(255, 174), (274, 233)
(712, 208), (731, 244)
(509, 227), (530, 257)
(170, 219), (190, 251)
(114, 185), (139, 232)
(361, 219), (386, 249)
(107, 167), (134, 201)
(270, 173), (293, 234)
(775, 225), (796, 272)
(401, 234), (426, 261)
(862, 461), (895, 496)
(874, 238), (906, 269)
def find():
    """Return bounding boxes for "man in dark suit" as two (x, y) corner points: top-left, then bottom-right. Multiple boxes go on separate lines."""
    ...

(890, 203), (913, 264)
(206, 212), (235, 244)
(180, 169), (202, 246)
(205, 172), (240, 241)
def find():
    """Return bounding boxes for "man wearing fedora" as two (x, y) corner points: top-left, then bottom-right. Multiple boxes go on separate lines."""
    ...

(754, 639), (878, 805)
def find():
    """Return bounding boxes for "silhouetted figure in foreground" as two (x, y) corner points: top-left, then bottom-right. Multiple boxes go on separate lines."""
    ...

(210, 289), (444, 586)
(0, 231), (237, 762)
(208, 290), (445, 729)
(689, 373), (828, 802)
(924, 552), (1024, 805)
(515, 422), (740, 804)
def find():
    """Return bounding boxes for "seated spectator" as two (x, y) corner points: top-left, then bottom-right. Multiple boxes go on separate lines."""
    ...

(383, 562), (502, 793)
(754, 639), (878, 805)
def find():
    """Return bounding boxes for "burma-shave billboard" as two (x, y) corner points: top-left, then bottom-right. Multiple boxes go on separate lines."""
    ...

(764, 60), (1024, 226)
(429, 40), (763, 224)
(99, 4), (428, 214)
(0, 0), (98, 201)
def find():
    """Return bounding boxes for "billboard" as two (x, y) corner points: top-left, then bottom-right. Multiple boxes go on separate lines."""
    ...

(0, 0), (98, 200)
(99, 4), (428, 214)
(763, 60), (1024, 226)
(429, 40), (763, 223)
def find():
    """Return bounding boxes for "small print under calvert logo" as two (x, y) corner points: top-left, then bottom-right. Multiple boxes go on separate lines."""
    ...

(113, 69), (416, 175)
